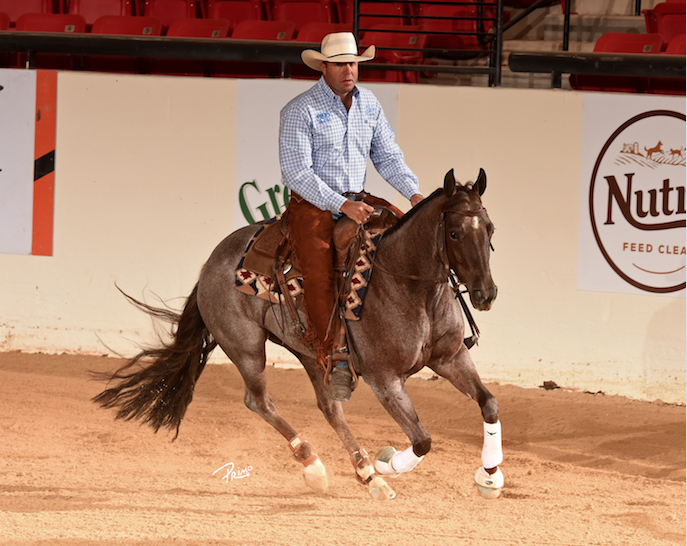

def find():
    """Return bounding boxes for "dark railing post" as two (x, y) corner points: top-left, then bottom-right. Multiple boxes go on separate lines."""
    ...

(353, 0), (359, 40)
(489, 0), (504, 87)
(635, 0), (642, 16)
(553, 0), (572, 88)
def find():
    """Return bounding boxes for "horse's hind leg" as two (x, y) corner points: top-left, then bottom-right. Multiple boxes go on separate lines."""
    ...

(299, 354), (396, 501)
(217, 337), (329, 492)
(428, 348), (504, 498)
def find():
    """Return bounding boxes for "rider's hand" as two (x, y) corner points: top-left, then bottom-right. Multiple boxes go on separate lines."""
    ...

(410, 194), (424, 207)
(341, 200), (375, 225)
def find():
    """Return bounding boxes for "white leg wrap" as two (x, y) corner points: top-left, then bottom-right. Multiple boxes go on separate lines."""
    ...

(391, 446), (423, 474)
(481, 420), (503, 469)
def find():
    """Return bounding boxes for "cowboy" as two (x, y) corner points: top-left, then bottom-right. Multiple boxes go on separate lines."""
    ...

(279, 32), (423, 402)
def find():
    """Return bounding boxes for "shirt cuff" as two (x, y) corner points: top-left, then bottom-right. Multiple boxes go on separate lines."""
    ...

(330, 193), (348, 215)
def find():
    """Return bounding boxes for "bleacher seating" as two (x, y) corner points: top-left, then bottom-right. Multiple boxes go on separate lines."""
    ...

(142, 0), (199, 33)
(416, 0), (497, 59)
(0, 11), (10, 30)
(149, 16), (229, 75)
(272, 0), (333, 33)
(68, 0), (134, 29)
(569, 32), (664, 93)
(648, 33), (686, 95)
(13, 13), (87, 70)
(205, 0), (263, 32)
(360, 24), (427, 83)
(0, 0), (55, 26)
(337, 0), (411, 28)
(643, 1), (686, 51)
(84, 15), (163, 73)
(213, 19), (295, 77)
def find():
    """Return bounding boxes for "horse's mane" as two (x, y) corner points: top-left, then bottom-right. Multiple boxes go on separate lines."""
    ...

(384, 183), (474, 237)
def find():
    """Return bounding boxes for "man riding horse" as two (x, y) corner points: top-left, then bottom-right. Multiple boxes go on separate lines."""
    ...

(279, 32), (424, 402)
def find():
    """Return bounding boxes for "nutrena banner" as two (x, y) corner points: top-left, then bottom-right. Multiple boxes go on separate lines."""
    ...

(578, 94), (686, 297)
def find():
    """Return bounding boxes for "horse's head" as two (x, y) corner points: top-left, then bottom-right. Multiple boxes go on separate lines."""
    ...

(442, 168), (497, 311)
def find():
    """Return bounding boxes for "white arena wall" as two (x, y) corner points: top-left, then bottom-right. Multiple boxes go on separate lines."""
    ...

(0, 70), (684, 404)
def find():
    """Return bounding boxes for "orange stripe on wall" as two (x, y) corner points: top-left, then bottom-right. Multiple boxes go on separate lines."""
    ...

(32, 70), (57, 257)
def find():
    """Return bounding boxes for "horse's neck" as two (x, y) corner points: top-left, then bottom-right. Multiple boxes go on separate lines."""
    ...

(376, 204), (446, 282)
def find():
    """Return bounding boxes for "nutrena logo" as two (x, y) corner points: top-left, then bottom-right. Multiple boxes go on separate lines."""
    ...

(589, 110), (686, 293)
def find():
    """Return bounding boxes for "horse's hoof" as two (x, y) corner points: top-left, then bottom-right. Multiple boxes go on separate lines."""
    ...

(368, 476), (396, 501)
(474, 466), (504, 499)
(373, 446), (400, 477)
(303, 458), (328, 492)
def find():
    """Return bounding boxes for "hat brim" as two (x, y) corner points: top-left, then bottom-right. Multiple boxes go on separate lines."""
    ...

(301, 45), (376, 72)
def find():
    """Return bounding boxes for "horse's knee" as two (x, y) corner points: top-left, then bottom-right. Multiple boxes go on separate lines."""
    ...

(413, 435), (432, 458)
(480, 395), (499, 424)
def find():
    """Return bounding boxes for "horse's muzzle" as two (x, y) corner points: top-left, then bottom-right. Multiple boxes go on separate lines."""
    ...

(470, 285), (498, 311)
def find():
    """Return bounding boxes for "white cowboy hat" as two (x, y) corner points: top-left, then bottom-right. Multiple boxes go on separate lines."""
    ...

(301, 32), (375, 72)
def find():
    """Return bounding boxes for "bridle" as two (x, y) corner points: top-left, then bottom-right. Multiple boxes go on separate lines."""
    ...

(370, 205), (488, 348)
(371, 205), (488, 285)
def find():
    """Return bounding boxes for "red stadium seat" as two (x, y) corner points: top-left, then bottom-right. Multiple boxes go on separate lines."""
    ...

(569, 32), (664, 93)
(167, 15), (229, 36)
(142, 0), (198, 33)
(206, 0), (263, 32)
(85, 15), (162, 73)
(416, 0), (498, 59)
(214, 19), (296, 78)
(337, 0), (411, 27)
(296, 21), (351, 41)
(290, 21), (352, 79)
(13, 13), (86, 70)
(15, 12), (86, 32)
(91, 14), (162, 33)
(648, 33), (686, 95)
(149, 17), (230, 75)
(0, 11), (12, 30)
(68, 0), (133, 28)
(360, 24), (427, 83)
(0, 0), (55, 26)
(272, 0), (333, 33)
(644, 1), (686, 50)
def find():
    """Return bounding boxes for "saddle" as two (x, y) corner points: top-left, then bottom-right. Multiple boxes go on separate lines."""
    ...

(237, 197), (402, 373)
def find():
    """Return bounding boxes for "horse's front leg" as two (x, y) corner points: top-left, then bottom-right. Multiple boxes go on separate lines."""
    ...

(364, 375), (433, 479)
(428, 346), (504, 498)
(299, 355), (396, 501)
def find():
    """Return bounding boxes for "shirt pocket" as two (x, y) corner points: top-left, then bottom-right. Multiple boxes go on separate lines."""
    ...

(312, 115), (343, 169)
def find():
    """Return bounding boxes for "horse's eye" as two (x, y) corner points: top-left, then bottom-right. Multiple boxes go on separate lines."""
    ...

(449, 231), (458, 240)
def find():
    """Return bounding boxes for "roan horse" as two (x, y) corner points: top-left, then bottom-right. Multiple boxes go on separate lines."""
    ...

(94, 168), (503, 501)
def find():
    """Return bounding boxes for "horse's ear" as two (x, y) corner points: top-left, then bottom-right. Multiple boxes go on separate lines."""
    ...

(444, 169), (456, 197)
(474, 168), (487, 196)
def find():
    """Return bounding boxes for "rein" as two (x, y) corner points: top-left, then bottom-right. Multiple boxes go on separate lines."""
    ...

(370, 204), (487, 348)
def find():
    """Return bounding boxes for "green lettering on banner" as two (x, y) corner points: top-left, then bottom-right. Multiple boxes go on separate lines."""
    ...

(238, 179), (291, 225)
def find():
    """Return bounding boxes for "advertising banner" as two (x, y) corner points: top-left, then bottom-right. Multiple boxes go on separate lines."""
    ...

(577, 94), (686, 297)
(0, 70), (36, 255)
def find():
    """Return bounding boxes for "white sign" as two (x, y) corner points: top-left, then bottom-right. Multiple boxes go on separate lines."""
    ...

(578, 94), (686, 297)
(0, 70), (36, 255)
(234, 79), (402, 230)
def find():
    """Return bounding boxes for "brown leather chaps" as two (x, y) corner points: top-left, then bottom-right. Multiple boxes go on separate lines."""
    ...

(285, 192), (338, 368)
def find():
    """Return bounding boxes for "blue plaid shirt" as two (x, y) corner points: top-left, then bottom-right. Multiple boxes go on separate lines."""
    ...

(279, 77), (420, 214)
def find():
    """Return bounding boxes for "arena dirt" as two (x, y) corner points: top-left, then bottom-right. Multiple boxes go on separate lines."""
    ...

(0, 352), (684, 545)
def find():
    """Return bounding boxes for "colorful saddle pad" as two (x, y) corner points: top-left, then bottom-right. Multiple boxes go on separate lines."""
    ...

(234, 218), (384, 320)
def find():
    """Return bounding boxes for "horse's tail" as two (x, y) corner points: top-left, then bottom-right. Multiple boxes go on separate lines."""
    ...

(92, 283), (217, 440)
